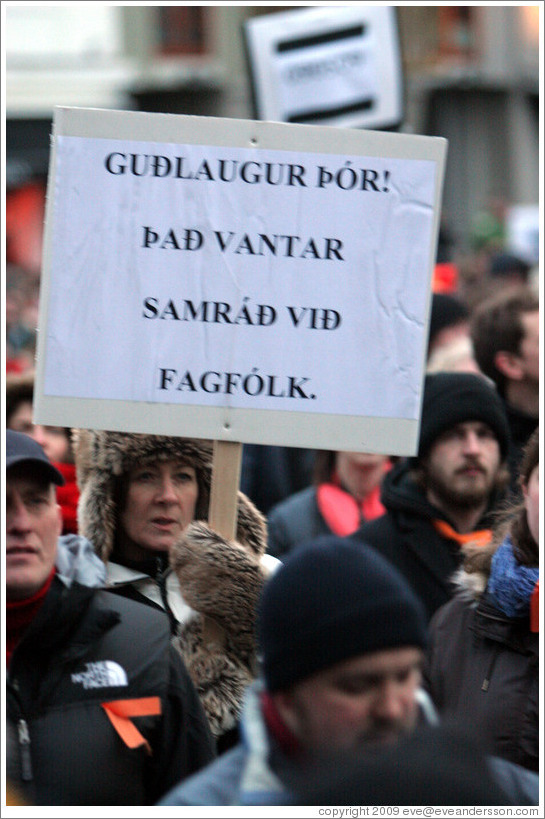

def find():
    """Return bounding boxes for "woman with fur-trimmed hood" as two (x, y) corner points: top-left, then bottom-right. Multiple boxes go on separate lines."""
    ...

(424, 428), (539, 773)
(73, 429), (278, 752)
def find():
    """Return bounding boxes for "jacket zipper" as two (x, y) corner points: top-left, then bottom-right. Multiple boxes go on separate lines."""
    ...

(8, 672), (34, 784)
(481, 646), (500, 692)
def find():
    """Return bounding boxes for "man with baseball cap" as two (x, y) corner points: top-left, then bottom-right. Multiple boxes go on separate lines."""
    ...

(6, 430), (214, 805)
(160, 536), (436, 804)
(352, 371), (511, 620)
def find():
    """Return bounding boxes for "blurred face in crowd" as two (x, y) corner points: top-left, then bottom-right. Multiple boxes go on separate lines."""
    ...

(423, 422), (501, 510)
(119, 460), (198, 560)
(8, 400), (71, 463)
(335, 452), (388, 502)
(6, 468), (62, 600)
(523, 465), (539, 545)
(428, 321), (470, 358)
(274, 647), (423, 753)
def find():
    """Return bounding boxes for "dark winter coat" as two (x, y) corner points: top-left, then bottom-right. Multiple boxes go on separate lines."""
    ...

(6, 537), (215, 805)
(267, 486), (330, 558)
(424, 542), (538, 773)
(351, 459), (502, 621)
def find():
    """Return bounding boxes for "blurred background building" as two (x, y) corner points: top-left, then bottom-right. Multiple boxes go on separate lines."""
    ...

(5, 4), (540, 366)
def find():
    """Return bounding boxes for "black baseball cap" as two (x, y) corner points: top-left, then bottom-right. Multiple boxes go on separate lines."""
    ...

(6, 430), (65, 486)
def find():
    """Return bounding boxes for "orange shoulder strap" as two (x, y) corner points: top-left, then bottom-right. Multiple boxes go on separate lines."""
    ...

(101, 697), (162, 754)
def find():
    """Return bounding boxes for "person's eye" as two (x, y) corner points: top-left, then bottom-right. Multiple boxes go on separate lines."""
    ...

(27, 494), (49, 508)
(133, 470), (155, 482)
(175, 470), (194, 483)
(337, 678), (374, 695)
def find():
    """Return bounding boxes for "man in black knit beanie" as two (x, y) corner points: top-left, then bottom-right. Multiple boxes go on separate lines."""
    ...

(160, 534), (538, 806)
(352, 371), (510, 621)
(160, 536), (436, 804)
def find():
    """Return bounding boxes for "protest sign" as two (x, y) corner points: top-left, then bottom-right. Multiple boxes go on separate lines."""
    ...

(34, 106), (447, 456)
(243, 6), (404, 130)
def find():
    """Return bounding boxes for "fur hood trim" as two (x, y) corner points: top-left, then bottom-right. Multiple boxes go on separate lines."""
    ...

(73, 429), (266, 562)
(451, 540), (500, 603)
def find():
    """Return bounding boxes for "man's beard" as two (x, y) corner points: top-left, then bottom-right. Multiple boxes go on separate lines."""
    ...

(428, 464), (494, 511)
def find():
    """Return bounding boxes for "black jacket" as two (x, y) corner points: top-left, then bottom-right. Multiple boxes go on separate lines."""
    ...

(7, 541), (215, 806)
(351, 459), (501, 621)
(424, 561), (538, 773)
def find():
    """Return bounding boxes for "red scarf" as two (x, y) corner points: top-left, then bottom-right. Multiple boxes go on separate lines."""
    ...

(6, 568), (56, 667)
(260, 691), (303, 758)
(316, 482), (386, 537)
(54, 462), (79, 534)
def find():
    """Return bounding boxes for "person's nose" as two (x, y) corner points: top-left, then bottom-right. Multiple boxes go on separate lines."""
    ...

(7, 492), (33, 535)
(462, 430), (482, 457)
(30, 425), (49, 450)
(155, 474), (179, 504)
(372, 680), (406, 722)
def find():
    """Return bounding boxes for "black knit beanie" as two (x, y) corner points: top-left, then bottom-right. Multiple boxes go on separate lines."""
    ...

(416, 372), (510, 461)
(257, 536), (427, 692)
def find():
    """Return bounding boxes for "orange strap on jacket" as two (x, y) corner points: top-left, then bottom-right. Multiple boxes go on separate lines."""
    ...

(101, 697), (161, 754)
(530, 582), (539, 633)
(433, 519), (493, 548)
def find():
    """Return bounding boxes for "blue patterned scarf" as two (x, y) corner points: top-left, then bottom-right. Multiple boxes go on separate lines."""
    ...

(488, 535), (539, 618)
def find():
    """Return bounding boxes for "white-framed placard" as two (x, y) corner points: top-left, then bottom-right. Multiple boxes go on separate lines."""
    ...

(34, 106), (447, 455)
(243, 6), (404, 130)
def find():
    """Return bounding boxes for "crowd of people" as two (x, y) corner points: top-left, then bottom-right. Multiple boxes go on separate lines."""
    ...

(5, 206), (540, 808)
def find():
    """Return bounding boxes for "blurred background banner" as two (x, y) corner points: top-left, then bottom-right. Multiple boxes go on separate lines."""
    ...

(243, 6), (403, 130)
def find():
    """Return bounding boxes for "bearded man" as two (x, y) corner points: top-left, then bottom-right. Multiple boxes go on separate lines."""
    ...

(351, 372), (510, 621)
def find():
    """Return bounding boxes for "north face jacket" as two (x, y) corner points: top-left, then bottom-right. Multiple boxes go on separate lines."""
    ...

(6, 536), (215, 806)
(352, 459), (503, 621)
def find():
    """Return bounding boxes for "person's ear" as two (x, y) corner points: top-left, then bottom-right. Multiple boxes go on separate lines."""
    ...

(494, 350), (524, 381)
(55, 503), (63, 537)
(272, 691), (300, 736)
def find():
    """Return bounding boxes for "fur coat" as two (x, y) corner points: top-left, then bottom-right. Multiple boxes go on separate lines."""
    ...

(73, 429), (272, 738)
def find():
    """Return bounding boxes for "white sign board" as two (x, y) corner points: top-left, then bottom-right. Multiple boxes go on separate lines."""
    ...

(35, 107), (447, 455)
(506, 204), (539, 267)
(243, 6), (403, 130)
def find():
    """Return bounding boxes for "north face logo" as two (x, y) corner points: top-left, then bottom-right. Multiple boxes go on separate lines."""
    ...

(71, 661), (128, 689)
